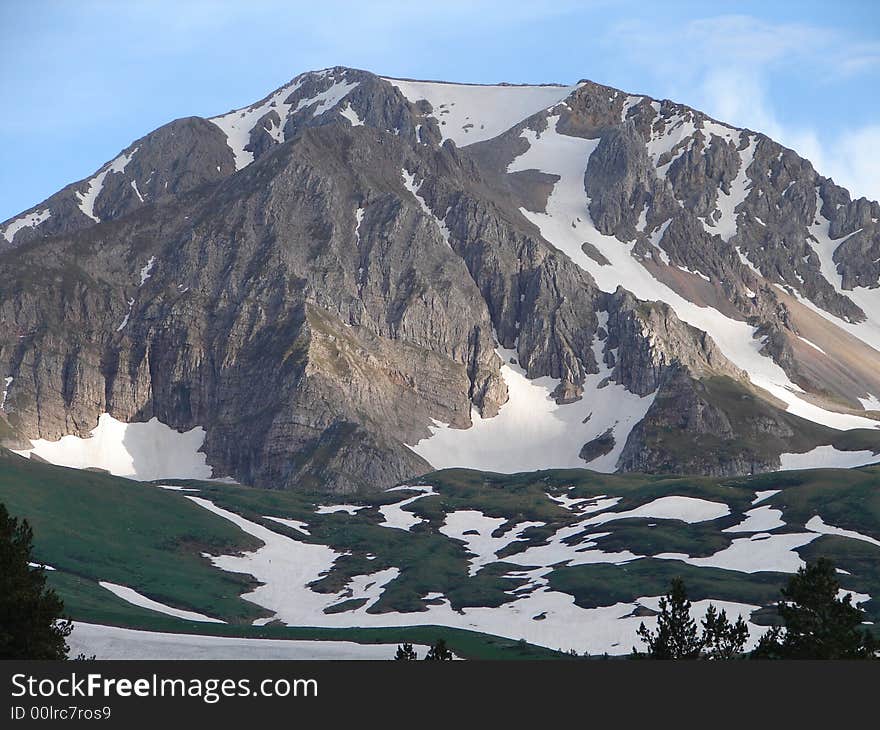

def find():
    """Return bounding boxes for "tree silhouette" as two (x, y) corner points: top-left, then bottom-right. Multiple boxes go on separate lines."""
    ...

(753, 558), (878, 659)
(634, 578), (749, 659)
(701, 604), (749, 660)
(424, 638), (454, 660)
(394, 642), (418, 660)
(0, 503), (72, 659)
(636, 578), (703, 659)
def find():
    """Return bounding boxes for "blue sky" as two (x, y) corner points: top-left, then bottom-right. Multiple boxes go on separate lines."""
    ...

(2, 0), (879, 221)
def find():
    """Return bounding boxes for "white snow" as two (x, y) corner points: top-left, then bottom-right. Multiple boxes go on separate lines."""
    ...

(210, 79), (304, 170)
(838, 589), (872, 607)
(401, 169), (452, 248)
(130, 179), (144, 202)
(752, 489), (781, 505)
(440, 510), (544, 576)
(779, 446), (879, 471)
(858, 393), (880, 411)
(210, 75), (359, 171)
(581, 496), (731, 527)
(704, 135), (756, 241)
(13, 413), (214, 481)
(797, 336), (826, 354)
(546, 492), (592, 511)
(410, 331), (656, 472)
(378, 486), (435, 531)
(116, 297), (134, 332)
(657, 531), (820, 573)
(504, 115), (880, 433)
(802, 195), (880, 352)
(806, 515), (880, 548)
(0, 376), (12, 410)
(181, 494), (765, 655)
(293, 79), (358, 116)
(67, 623), (409, 660)
(138, 256), (156, 286)
(339, 103), (364, 127)
(648, 114), (697, 177)
(99, 582), (224, 623)
(315, 504), (364, 515)
(723, 506), (785, 533)
(384, 77), (575, 146)
(2, 208), (51, 243)
(75, 148), (138, 223)
(264, 516), (311, 535)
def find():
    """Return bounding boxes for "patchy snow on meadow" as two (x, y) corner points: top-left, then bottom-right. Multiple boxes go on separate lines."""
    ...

(99, 582), (224, 623)
(582, 496), (730, 527)
(315, 504), (365, 515)
(264, 516), (311, 535)
(186, 492), (764, 655)
(378, 486), (435, 531)
(440, 510), (544, 576)
(723, 506), (785, 533)
(657, 532), (819, 573)
(13, 413), (214, 481)
(68, 623), (410, 660)
(806, 515), (880, 547)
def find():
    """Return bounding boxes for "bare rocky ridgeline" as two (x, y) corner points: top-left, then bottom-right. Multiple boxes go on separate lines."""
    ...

(2, 66), (880, 492)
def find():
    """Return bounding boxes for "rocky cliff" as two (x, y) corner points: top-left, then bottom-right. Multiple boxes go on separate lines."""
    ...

(2, 67), (879, 492)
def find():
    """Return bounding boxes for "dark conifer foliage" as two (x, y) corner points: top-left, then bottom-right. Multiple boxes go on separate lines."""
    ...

(0, 503), (72, 659)
(753, 558), (878, 660)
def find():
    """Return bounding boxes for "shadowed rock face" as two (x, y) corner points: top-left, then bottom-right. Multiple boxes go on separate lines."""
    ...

(2, 66), (880, 492)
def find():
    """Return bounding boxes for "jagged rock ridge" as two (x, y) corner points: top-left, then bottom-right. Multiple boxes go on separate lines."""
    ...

(2, 66), (880, 492)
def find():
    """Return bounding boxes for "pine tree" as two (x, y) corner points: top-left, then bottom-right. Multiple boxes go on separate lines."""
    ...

(636, 577), (703, 659)
(394, 642), (418, 660)
(424, 638), (454, 660)
(701, 604), (749, 659)
(753, 558), (877, 659)
(0, 503), (72, 659)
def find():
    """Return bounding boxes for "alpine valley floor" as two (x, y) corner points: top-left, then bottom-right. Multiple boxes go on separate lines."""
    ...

(2, 447), (878, 659)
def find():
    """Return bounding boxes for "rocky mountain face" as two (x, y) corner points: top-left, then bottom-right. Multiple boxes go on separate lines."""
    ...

(2, 66), (880, 493)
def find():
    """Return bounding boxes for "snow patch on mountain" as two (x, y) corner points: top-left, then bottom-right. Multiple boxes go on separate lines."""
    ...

(409, 334), (655, 473)
(210, 79), (305, 169)
(2, 208), (51, 243)
(384, 77), (575, 146)
(339, 103), (364, 127)
(12, 413), (214, 481)
(0, 376), (12, 410)
(138, 256), (156, 286)
(75, 148), (138, 223)
(401, 169), (452, 248)
(507, 114), (880, 435)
